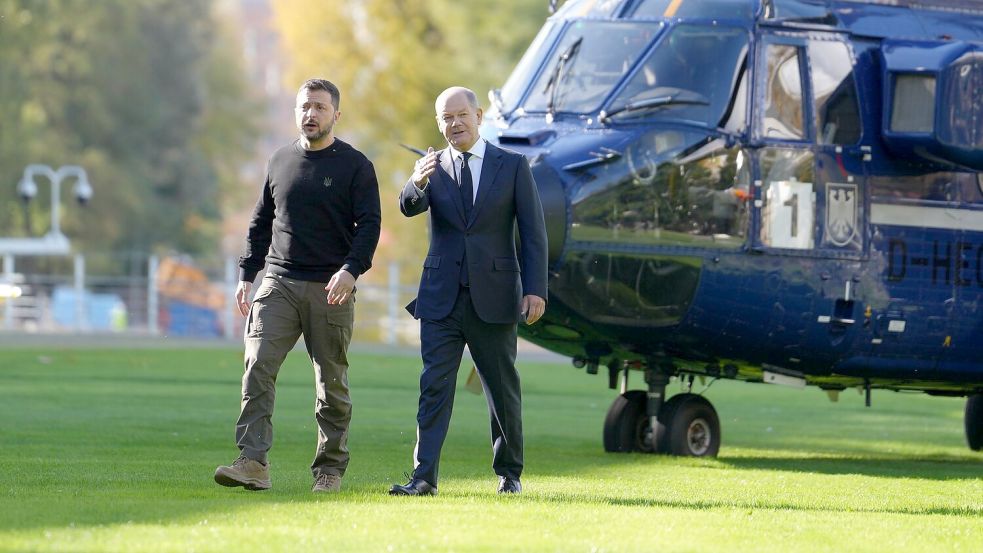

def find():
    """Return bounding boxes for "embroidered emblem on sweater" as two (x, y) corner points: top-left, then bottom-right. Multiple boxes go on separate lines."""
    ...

(323, 177), (333, 188)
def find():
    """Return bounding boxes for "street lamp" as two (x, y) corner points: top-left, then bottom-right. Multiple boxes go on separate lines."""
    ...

(2, 164), (94, 331)
(1, 164), (93, 255)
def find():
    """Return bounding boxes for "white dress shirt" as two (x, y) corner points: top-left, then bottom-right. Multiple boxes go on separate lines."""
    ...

(448, 138), (486, 205)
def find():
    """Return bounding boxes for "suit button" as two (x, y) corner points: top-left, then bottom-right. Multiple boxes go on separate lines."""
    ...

(456, 261), (461, 266)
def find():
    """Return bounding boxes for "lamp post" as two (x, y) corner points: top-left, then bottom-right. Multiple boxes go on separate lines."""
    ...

(2, 164), (93, 330)
(1, 164), (93, 256)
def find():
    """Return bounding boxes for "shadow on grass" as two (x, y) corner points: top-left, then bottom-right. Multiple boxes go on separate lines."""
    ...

(715, 453), (982, 481)
(572, 446), (982, 475)
(522, 443), (982, 482)
(499, 490), (983, 517)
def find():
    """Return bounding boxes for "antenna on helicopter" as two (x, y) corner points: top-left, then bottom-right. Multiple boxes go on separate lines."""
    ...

(399, 143), (427, 157)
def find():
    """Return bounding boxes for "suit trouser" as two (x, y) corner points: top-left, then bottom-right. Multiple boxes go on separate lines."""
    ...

(413, 286), (522, 486)
(235, 273), (354, 477)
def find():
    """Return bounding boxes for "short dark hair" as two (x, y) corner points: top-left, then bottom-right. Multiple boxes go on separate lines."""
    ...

(299, 78), (340, 110)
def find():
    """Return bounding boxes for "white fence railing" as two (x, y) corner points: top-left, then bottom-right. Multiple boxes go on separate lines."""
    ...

(0, 253), (419, 345)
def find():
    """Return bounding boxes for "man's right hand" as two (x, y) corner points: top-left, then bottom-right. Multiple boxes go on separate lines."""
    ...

(235, 281), (252, 317)
(412, 147), (437, 188)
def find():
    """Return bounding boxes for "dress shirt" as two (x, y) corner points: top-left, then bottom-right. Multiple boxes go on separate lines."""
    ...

(448, 139), (486, 205)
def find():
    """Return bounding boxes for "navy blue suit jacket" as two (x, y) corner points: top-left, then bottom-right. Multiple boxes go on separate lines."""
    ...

(400, 141), (548, 324)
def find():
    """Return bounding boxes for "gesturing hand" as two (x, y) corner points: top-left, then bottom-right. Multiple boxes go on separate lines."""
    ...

(412, 147), (437, 188)
(325, 269), (355, 305)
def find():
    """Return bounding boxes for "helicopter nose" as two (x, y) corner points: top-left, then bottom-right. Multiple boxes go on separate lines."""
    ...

(529, 158), (566, 268)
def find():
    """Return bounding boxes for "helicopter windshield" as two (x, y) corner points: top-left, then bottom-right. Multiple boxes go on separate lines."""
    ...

(606, 24), (748, 127)
(523, 21), (663, 114)
(496, 20), (560, 116)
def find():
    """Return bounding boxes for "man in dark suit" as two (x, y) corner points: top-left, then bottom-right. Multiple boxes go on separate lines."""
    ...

(389, 86), (548, 496)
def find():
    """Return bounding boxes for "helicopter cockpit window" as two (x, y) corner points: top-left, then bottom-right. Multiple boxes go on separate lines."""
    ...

(809, 40), (861, 145)
(762, 44), (805, 140)
(871, 172), (980, 203)
(891, 74), (935, 133)
(523, 21), (661, 114)
(629, 0), (753, 19)
(571, 131), (749, 249)
(496, 21), (559, 116)
(606, 24), (748, 128)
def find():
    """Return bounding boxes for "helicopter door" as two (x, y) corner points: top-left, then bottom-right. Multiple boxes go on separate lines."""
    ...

(753, 36), (815, 252)
(804, 36), (868, 352)
(752, 33), (867, 359)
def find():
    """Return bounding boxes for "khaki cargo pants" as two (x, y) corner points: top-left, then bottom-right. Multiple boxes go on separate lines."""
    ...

(235, 273), (354, 478)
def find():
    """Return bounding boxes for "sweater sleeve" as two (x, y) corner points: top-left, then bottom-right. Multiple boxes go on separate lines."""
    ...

(238, 171), (275, 283)
(341, 159), (382, 279)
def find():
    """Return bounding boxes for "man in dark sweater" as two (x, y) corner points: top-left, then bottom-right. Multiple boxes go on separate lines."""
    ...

(214, 78), (381, 493)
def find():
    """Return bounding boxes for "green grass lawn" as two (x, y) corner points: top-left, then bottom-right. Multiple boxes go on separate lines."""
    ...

(0, 346), (980, 552)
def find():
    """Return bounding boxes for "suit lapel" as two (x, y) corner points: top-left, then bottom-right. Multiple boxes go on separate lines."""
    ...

(469, 143), (503, 227)
(438, 148), (466, 223)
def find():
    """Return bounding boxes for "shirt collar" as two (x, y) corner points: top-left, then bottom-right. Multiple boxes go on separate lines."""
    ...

(449, 138), (486, 161)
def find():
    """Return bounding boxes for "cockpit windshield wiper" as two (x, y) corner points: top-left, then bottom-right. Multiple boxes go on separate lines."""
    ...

(543, 36), (583, 118)
(599, 93), (709, 124)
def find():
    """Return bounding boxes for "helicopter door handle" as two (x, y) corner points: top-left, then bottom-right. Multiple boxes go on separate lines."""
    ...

(817, 315), (855, 326)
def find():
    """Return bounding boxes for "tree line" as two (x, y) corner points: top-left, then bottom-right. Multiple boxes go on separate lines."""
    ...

(0, 0), (551, 276)
(272, 0), (549, 269)
(0, 0), (258, 261)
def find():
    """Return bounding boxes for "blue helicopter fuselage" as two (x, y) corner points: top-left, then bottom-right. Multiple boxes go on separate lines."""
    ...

(482, 0), (983, 395)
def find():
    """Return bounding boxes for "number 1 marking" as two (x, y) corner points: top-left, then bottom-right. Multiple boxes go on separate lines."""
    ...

(783, 193), (799, 237)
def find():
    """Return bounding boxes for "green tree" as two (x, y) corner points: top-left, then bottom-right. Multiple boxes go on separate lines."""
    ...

(0, 0), (260, 263)
(271, 0), (549, 279)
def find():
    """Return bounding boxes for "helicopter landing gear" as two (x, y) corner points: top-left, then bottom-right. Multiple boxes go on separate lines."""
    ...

(602, 370), (721, 457)
(602, 390), (654, 452)
(660, 393), (721, 456)
(966, 395), (983, 451)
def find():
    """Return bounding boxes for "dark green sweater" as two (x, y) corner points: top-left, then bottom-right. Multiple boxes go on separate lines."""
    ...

(238, 139), (381, 283)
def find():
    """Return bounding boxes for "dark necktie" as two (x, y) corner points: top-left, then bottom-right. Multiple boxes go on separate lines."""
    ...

(459, 152), (474, 219)
(459, 152), (473, 286)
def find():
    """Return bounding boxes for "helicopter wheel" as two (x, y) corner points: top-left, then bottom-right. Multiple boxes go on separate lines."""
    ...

(659, 393), (721, 457)
(603, 390), (654, 453)
(603, 391), (719, 455)
(966, 395), (983, 451)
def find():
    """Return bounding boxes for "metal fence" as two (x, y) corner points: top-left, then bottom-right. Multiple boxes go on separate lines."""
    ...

(0, 253), (420, 345)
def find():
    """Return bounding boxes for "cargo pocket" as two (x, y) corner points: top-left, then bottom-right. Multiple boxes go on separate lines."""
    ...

(323, 301), (354, 360)
(245, 279), (278, 338)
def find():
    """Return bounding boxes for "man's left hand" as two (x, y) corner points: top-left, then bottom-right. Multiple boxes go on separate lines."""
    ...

(326, 269), (355, 304)
(520, 295), (546, 325)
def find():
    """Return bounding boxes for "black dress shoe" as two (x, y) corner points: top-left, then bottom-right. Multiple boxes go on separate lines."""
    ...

(389, 478), (437, 496)
(498, 476), (521, 494)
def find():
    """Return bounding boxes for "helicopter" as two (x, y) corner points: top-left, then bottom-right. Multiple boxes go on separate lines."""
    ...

(474, 0), (983, 456)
